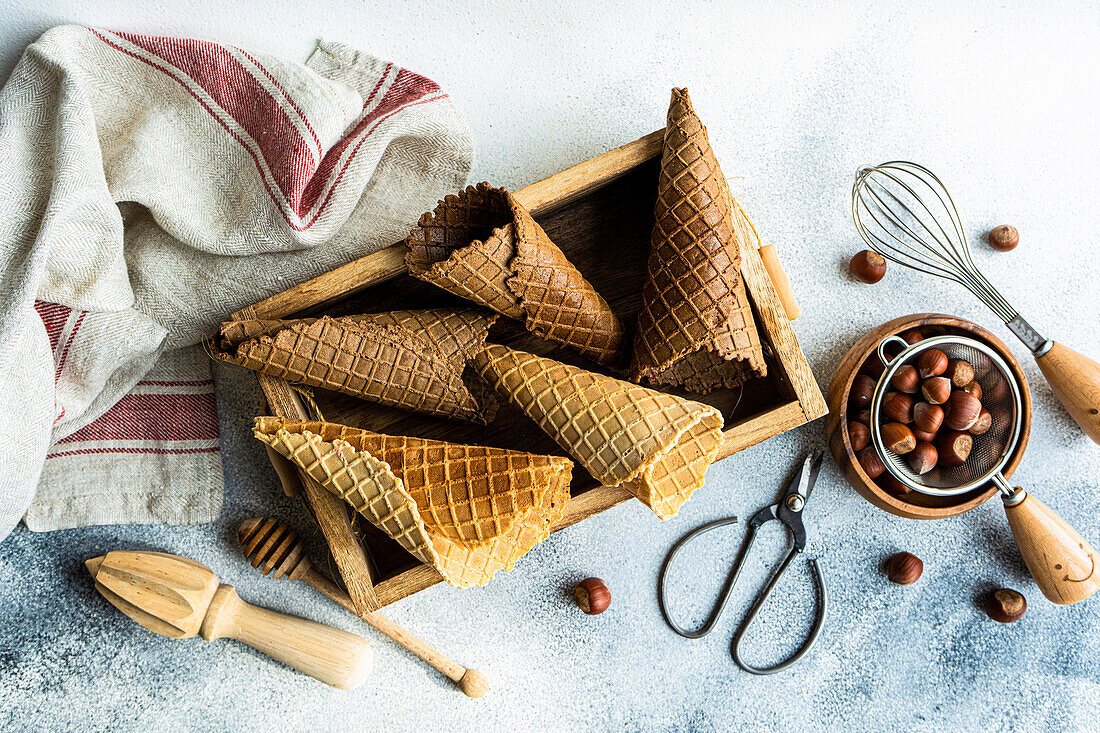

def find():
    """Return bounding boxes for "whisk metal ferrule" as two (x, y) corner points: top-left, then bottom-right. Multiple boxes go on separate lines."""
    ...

(1006, 315), (1052, 356)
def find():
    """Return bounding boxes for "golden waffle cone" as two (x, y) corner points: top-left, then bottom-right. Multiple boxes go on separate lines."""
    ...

(254, 419), (572, 588)
(212, 309), (498, 424)
(474, 344), (724, 520)
(405, 182), (625, 365)
(629, 88), (767, 392)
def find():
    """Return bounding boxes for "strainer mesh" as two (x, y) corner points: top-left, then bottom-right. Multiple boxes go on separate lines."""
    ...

(875, 339), (1020, 494)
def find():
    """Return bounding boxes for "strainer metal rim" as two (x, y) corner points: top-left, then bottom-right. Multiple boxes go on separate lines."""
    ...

(870, 334), (1023, 496)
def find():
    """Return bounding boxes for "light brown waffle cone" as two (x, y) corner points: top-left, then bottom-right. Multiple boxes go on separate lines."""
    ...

(474, 344), (725, 520)
(405, 182), (625, 365)
(254, 420), (571, 588)
(629, 88), (767, 392)
(212, 309), (498, 424)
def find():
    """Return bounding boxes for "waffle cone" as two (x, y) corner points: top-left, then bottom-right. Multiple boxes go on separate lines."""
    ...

(212, 309), (498, 424)
(474, 344), (724, 520)
(254, 418), (572, 589)
(405, 183), (625, 365)
(629, 88), (767, 392)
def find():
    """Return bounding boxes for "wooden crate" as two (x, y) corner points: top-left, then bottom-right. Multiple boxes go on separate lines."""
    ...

(232, 129), (828, 610)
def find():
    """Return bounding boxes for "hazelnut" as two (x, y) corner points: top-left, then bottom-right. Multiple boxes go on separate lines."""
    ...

(945, 359), (976, 388)
(884, 552), (923, 585)
(882, 422), (916, 455)
(944, 391), (983, 431)
(988, 225), (1019, 252)
(850, 250), (887, 283)
(882, 392), (914, 423)
(921, 376), (952, 405)
(574, 577), (610, 615)
(853, 408), (872, 426)
(848, 421), (870, 452)
(969, 409), (993, 436)
(912, 426), (939, 444)
(963, 381), (983, 400)
(900, 328), (925, 345)
(891, 365), (920, 394)
(936, 431), (973, 467)
(850, 374), (876, 410)
(912, 402), (944, 434)
(986, 376), (1009, 403)
(858, 447), (886, 479)
(984, 588), (1026, 622)
(861, 353), (886, 379)
(918, 349), (948, 378)
(908, 441), (938, 475)
(880, 473), (911, 497)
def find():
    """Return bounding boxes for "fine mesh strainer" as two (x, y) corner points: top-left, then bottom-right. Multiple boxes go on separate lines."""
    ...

(870, 334), (1099, 605)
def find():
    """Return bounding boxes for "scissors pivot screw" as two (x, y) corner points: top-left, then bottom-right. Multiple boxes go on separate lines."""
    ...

(786, 495), (805, 512)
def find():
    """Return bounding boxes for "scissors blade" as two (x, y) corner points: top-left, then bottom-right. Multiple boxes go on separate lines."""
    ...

(788, 450), (825, 503)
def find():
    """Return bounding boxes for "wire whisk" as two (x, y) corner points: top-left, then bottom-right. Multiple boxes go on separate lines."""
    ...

(851, 161), (1100, 445)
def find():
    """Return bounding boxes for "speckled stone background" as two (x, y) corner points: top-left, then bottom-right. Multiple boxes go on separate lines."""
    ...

(1, 2), (1099, 731)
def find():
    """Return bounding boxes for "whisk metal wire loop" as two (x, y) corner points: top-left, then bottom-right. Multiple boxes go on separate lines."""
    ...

(852, 162), (1050, 354)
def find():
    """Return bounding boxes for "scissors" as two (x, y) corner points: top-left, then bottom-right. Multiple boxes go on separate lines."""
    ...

(657, 451), (828, 675)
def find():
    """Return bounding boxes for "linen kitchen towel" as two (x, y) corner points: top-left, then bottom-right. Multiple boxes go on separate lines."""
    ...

(0, 26), (472, 537)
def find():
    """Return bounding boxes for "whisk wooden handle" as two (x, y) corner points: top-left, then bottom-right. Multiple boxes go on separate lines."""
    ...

(200, 585), (373, 689)
(1003, 490), (1100, 605)
(1036, 342), (1100, 445)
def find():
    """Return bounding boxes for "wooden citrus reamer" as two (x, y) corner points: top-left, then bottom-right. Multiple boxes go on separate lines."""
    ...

(238, 517), (488, 698)
(86, 550), (373, 689)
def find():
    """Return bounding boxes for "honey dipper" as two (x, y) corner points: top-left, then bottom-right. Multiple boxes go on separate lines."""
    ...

(238, 517), (488, 698)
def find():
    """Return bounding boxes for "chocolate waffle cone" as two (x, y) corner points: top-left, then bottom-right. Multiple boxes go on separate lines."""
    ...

(254, 418), (572, 588)
(474, 344), (724, 520)
(213, 309), (498, 424)
(405, 183), (625, 365)
(629, 88), (767, 392)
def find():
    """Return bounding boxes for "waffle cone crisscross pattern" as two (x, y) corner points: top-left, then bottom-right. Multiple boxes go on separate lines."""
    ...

(629, 88), (767, 393)
(474, 344), (724, 520)
(213, 309), (498, 424)
(254, 418), (572, 588)
(405, 182), (625, 365)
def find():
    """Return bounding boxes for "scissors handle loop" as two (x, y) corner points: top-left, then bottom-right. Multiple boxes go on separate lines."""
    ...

(657, 516), (742, 639)
(731, 553), (827, 675)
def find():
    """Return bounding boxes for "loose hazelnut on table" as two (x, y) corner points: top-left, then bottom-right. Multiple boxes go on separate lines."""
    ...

(850, 250), (887, 283)
(850, 374), (876, 410)
(921, 376), (952, 405)
(918, 349), (948, 379)
(984, 588), (1026, 622)
(943, 391), (982, 431)
(988, 225), (1019, 252)
(884, 552), (923, 585)
(848, 421), (870, 452)
(574, 578), (610, 615)
(891, 365), (921, 394)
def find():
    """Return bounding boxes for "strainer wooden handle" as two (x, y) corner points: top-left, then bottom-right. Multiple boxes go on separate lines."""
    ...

(1035, 342), (1100, 445)
(1003, 491), (1100, 605)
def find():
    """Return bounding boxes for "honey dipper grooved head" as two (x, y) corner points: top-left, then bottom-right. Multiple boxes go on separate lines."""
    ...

(238, 517), (312, 581)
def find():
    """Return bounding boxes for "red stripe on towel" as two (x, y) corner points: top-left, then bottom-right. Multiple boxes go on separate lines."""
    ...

(54, 393), (219, 444)
(90, 29), (446, 231)
(46, 447), (220, 459)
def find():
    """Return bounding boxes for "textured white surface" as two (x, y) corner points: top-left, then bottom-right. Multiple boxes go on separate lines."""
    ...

(1, 1), (1099, 731)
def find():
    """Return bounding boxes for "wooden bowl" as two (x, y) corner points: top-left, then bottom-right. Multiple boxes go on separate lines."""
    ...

(826, 314), (1032, 519)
